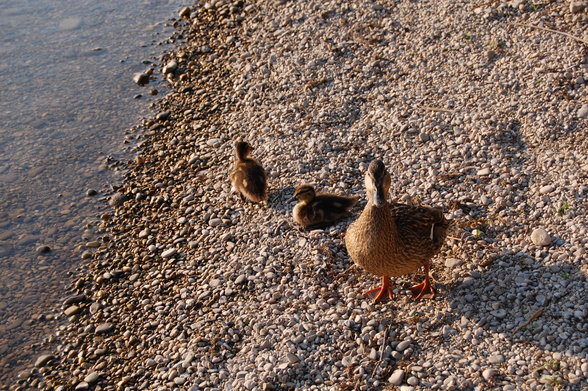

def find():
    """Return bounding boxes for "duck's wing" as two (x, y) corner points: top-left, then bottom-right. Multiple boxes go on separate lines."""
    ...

(390, 203), (448, 247)
(234, 161), (267, 201)
(314, 194), (359, 215)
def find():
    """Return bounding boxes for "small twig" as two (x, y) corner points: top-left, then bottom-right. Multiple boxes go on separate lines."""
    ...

(512, 307), (545, 334)
(513, 23), (588, 45)
(371, 325), (391, 377)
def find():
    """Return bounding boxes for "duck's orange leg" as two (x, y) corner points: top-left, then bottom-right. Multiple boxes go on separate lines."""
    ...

(364, 276), (394, 302)
(409, 263), (436, 300)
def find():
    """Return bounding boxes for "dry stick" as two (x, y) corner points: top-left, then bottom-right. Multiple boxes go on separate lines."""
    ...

(513, 23), (588, 45)
(512, 307), (545, 334)
(371, 325), (392, 378)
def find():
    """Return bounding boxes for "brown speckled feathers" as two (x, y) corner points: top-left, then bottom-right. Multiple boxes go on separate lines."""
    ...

(293, 184), (359, 229)
(345, 160), (449, 279)
(230, 142), (267, 203)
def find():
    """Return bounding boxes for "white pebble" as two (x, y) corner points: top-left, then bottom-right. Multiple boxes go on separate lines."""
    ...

(530, 228), (551, 246)
(161, 248), (177, 258)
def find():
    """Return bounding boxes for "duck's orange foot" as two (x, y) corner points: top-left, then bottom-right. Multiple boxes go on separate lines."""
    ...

(364, 276), (394, 302)
(409, 279), (436, 300)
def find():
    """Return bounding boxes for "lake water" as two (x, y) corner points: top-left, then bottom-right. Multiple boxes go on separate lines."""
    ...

(0, 0), (187, 384)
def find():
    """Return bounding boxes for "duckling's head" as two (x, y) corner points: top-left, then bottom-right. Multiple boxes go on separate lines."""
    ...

(365, 160), (391, 207)
(294, 184), (316, 203)
(235, 141), (253, 161)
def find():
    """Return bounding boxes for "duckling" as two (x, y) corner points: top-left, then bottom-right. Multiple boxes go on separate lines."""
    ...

(345, 160), (449, 301)
(292, 184), (359, 229)
(230, 141), (267, 203)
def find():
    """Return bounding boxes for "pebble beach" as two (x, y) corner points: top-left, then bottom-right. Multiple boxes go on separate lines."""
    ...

(13, 0), (588, 390)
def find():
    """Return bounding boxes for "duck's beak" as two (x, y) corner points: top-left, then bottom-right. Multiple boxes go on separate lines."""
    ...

(372, 184), (386, 207)
(287, 195), (297, 203)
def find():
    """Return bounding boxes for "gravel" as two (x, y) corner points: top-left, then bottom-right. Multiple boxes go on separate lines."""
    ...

(18, 1), (587, 391)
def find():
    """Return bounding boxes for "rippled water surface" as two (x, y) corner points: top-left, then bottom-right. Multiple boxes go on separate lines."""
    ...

(0, 0), (186, 384)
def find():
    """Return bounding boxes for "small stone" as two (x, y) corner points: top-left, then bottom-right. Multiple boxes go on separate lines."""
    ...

(536, 294), (546, 305)
(35, 354), (55, 367)
(235, 275), (247, 284)
(64, 305), (81, 316)
(482, 368), (496, 381)
(36, 245), (51, 254)
(17, 369), (32, 379)
(209, 218), (222, 227)
(161, 248), (177, 258)
(419, 132), (430, 142)
(400, 386), (415, 391)
(511, 0), (525, 8)
(84, 372), (100, 384)
(388, 369), (404, 385)
(86, 189), (97, 196)
(531, 228), (551, 246)
(156, 111), (170, 121)
(86, 241), (100, 248)
(133, 72), (149, 85)
(486, 50), (498, 61)
(89, 302), (101, 314)
(578, 104), (588, 118)
(163, 60), (178, 75)
(491, 309), (507, 319)
(183, 351), (195, 364)
(396, 340), (411, 351)
(109, 193), (128, 207)
(539, 185), (554, 194)
(286, 353), (300, 364)
(75, 382), (89, 391)
(488, 354), (504, 364)
(477, 168), (491, 176)
(209, 279), (222, 288)
(206, 138), (222, 148)
(188, 241), (198, 249)
(63, 294), (86, 306)
(407, 376), (419, 386)
(220, 233), (233, 241)
(95, 323), (114, 334)
(443, 376), (457, 387)
(179, 7), (191, 18)
(445, 258), (464, 268)
(570, 1), (587, 14)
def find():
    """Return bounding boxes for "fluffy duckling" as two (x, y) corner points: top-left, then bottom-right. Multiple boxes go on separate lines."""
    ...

(292, 184), (359, 229)
(345, 160), (449, 301)
(230, 141), (267, 202)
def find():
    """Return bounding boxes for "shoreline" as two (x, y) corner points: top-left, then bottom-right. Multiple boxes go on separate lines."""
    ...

(17, 1), (588, 390)
(0, 1), (186, 386)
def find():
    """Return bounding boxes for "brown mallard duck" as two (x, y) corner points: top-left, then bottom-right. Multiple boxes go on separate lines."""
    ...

(230, 141), (267, 203)
(345, 160), (449, 301)
(292, 184), (359, 229)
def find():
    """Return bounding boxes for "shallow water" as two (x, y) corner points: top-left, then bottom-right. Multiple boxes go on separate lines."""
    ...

(0, 0), (186, 384)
